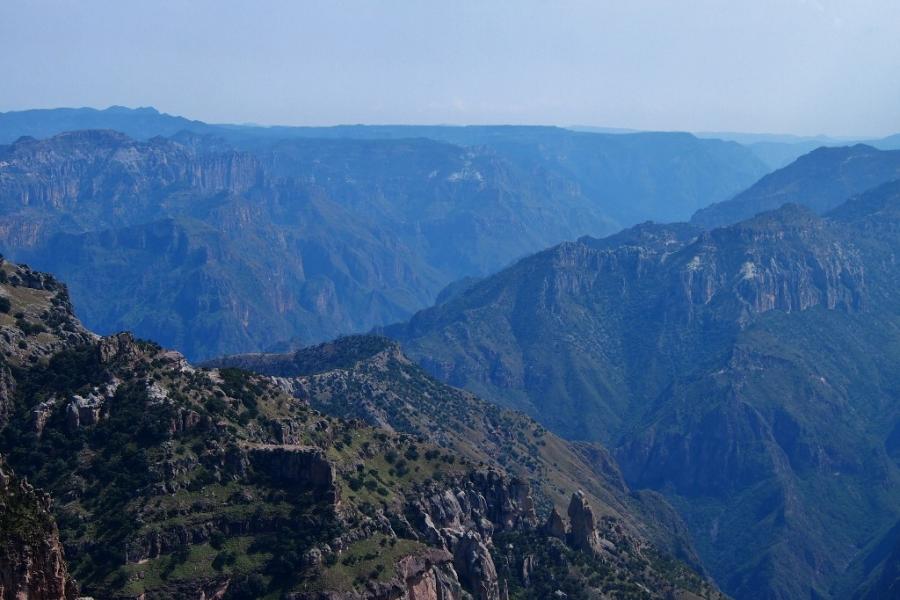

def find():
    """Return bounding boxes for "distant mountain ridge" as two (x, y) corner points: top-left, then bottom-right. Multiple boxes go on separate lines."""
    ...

(692, 144), (900, 228)
(0, 106), (772, 225)
(0, 110), (771, 360)
(0, 105), (211, 143)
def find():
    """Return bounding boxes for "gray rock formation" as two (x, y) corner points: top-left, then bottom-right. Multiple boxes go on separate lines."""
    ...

(566, 491), (612, 555)
(452, 532), (499, 600)
(247, 446), (339, 504)
(542, 507), (567, 540)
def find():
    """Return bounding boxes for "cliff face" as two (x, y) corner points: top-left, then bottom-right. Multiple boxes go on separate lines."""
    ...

(0, 256), (94, 427)
(0, 458), (76, 600)
(390, 205), (867, 443)
(0, 130), (260, 242)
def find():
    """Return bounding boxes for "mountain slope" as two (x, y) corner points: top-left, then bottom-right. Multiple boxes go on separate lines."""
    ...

(205, 334), (709, 569)
(692, 144), (900, 228)
(386, 188), (900, 599)
(0, 259), (723, 599)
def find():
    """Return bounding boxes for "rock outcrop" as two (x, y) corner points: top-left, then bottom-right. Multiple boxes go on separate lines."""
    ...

(0, 257), (94, 428)
(246, 445), (339, 503)
(407, 470), (536, 547)
(400, 470), (535, 600)
(287, 549), (464, 600)
(542, 507), (567, 540)
(566, 491), (612, 555)
(396, 550), (463, 600)
(452, 532), (499, 600)
(0, 458), (77, 600)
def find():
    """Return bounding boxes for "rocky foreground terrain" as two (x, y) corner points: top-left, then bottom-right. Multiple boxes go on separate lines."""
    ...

(0, 256), (722, 599)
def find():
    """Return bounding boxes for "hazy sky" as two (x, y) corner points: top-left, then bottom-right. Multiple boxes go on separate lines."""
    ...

(2, 0), (899, 136)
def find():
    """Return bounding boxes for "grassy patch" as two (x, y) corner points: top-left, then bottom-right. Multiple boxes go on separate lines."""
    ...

(308, 536), (424, 592)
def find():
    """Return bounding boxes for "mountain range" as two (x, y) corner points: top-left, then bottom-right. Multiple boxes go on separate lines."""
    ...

(383, 181), (900, 599)
(0, 108), (770, 360)
(4, 106), (900, 172)
(4, 105), (900, 599)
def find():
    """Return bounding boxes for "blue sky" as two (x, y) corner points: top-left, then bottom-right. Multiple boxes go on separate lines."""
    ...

(2, 0), (899, 136)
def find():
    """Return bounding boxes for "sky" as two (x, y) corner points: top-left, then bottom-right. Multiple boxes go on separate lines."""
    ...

(1, 0), (899, 137)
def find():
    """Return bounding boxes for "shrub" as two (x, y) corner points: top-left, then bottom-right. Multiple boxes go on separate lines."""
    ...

(210, 531), (226, 550)
(404, 445), (419, 461)
(212, 550), (237, 571)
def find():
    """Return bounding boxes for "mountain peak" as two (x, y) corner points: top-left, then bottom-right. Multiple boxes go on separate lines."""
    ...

(105, 105), (161, 115)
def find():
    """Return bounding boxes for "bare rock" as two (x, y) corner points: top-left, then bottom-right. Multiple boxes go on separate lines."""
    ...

(0, 457), (77, 600)
(542, 507), (567, 540)
(453, 531), (500, 600)
(247, 445), (339, 504)
(566, 491), (609, 555)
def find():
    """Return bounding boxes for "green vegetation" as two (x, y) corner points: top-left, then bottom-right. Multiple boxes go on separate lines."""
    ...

(0, 337), (341, 597)
(311, 537), (423, 592)
(0, 328), (466, 598)
(492, 529), (720, 600)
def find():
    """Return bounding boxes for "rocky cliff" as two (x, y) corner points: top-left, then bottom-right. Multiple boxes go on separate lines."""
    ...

(0, 256), (94, 427)
(0, 457), (77, 600)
